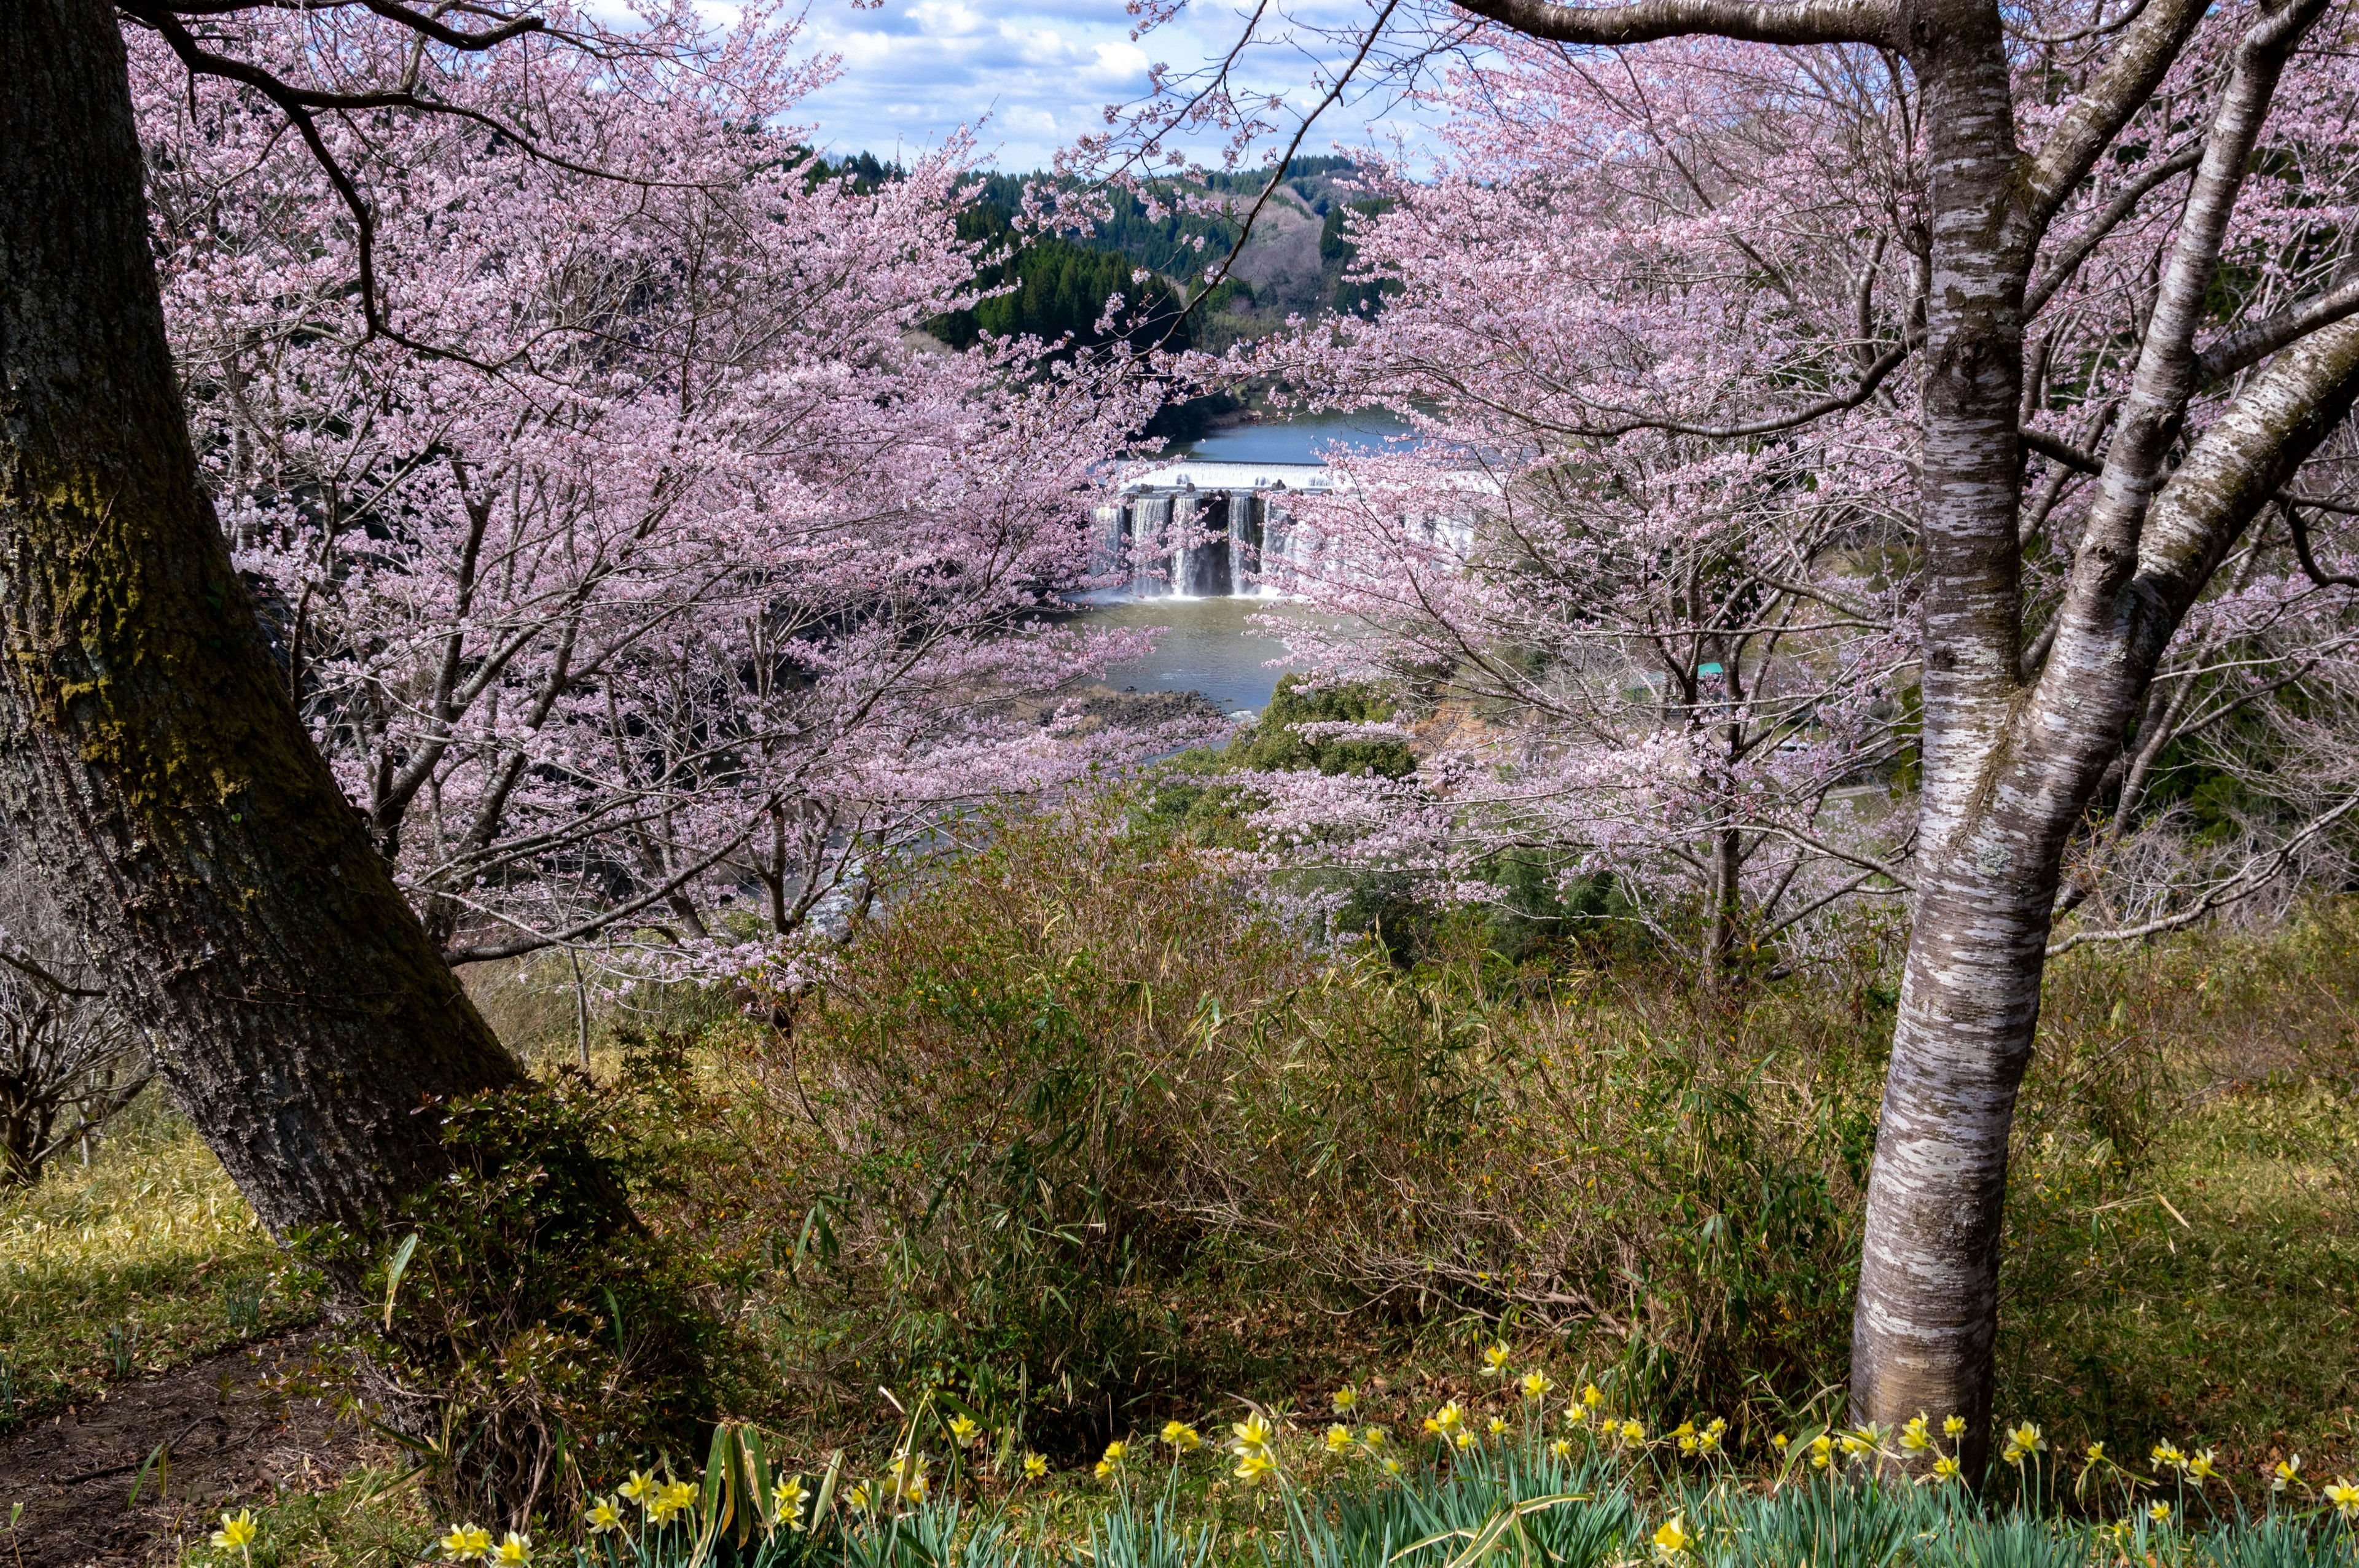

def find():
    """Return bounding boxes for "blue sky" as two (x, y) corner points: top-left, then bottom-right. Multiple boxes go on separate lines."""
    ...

(778, 0), (1445, 172)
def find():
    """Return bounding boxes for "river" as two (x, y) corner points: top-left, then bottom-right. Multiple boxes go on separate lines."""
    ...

(1073, 411), (1405, 712)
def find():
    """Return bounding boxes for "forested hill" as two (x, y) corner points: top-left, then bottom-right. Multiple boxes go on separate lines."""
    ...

(816, 154), (1387, 354)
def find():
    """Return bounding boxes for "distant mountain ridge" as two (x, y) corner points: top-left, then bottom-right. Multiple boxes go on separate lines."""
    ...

(816, 154), (1385, 354)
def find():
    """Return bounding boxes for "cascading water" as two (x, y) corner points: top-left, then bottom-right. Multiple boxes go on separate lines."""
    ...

(1095, 461), (1340, 599)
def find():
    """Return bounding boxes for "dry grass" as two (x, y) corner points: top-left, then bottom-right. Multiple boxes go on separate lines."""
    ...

(0, 1098), (318, 1429)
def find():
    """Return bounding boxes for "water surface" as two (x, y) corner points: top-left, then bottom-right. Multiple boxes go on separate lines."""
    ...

(1081, 598), (1311, 715)
(1170, 408), (1412, 465)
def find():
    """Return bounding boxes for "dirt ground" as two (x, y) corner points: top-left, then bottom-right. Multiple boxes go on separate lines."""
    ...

(0, 1331), (371, 1567)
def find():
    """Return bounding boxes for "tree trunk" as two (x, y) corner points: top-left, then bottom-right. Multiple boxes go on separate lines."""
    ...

(1704, 823), (1743, 989)
(1845, 0), (2043, 1463)
(0, 0), (522, 1246)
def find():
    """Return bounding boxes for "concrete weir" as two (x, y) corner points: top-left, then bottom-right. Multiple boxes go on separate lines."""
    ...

(1091, 460), (1344, 597)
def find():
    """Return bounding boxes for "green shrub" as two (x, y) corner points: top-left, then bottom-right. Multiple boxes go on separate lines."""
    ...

(309, 1067), (733, 1526)
(735, 802), (1881, 1451)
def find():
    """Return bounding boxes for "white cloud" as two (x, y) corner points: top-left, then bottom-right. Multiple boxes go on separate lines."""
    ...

(792, 0), (1441, 171)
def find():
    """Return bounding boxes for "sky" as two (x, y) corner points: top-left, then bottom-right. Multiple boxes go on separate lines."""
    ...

(777, 0), (1449, 173)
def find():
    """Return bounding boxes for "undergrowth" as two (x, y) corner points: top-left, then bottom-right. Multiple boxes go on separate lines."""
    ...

(635, 802), (2358, 1483)
(4, 802), (2352, 1554)
(0, 1093), (318, 1431)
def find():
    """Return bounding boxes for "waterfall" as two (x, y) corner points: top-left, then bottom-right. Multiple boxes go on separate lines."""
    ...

(1109, 462), (1356, 599)
(1089, 503), (1127, 580)
(1169, 493), (1198, 597)
(1127, 496), (1170, 595)
(1229, 493), (1263, 590)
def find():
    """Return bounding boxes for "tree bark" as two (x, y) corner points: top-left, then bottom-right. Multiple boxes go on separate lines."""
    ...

(0, 0), (522, 1247)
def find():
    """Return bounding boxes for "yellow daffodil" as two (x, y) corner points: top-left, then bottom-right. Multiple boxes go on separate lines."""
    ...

(619, 1471), (658, 1509)
(1332, 1389), (1357, 1413)
(885, 1453), (931, 1505)
(2324, 1478), (2359, 1521)
(1454, 1430), (1476, 1449)
(1582, 1384), (1605, 1409)
(493, 1532), (530, 1567)
(2273, 1456), (2302, 1491)
(1162, 1420), (1203, 1451)
(1652, 1515), (1691, 1561)
(1488, 1416), (1509, 1438)
(949, 1415), (979, 1444)
(1326, 1424), (1355, 1454)
(2150, 1501), (2173, 1526)
(2005, 1422), (2043, 1462)
(1943, 1415), (1966, 1439)
(1231, 1415), (1274, 1455)
(1772, 1433), (1789, 1452)
(1901, 1414), (1932, 1453)
(1482, 1343), (1513, 1375)
(2151, 1441), (2185, 1472)
(211, 1511), (259, 1554)
(1619, 1420), (1645, 1449)
(1520, 1370), (1554, 1400)
(1382, 1456), (1404, 1475)
(1024, 1454), (1048, 1480)
(847, 1484), (872, 1511)
(1363, 1426), (1387, 1447)
(1551, 1438), (1573, 1459)
(1933, 1456), (1962, 1484)
(1565, 1404), (1590, 1427)
(1841, 1432), (1870, 1458)
(2188, 1449), (2220, 1483)
(773, 1477), (809, 1532)
(1235, 1448), (1278, 1484)
(1810, 1434), (1834, 1470)
(1095, 1441), (1127, 1480)
(1426, 1402), (1466, 1438)
(1696, 1424), (1722, 1456)
(440, 1524), (493, 1562)
(585, 1499), (624, 1535)
(2085, 1442), (2107, 1464)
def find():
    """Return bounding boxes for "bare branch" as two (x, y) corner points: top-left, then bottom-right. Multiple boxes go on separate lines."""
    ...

(2279, 499), (2359, 590)
(2046, 792), (2359, 956)
(2196, 273), (2359, 384)
(1172, 0), (1404, 340)
(1452, 0), (1894, 47)
(2024, 144), (2201, 317)
(2025, 0), (2209, 228)
(0, 948), (106, 999)
(1572, 340), (1909, 440)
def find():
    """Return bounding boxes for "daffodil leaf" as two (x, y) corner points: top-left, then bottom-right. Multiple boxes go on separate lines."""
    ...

(381, 1232), (419, 1332)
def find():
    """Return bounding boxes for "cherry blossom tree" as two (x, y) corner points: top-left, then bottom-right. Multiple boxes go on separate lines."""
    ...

(135, 9), (1172, 985)
(1221, 44), (1928, 983)
(1116, 0), (2359, 1462)
(2, 0), (1180, 1332)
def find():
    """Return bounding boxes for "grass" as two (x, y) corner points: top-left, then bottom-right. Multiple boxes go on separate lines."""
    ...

(2000, 919), (2359, 1473)
(0, 808), (2349, 1556)
(0, 1095), (321, 1431)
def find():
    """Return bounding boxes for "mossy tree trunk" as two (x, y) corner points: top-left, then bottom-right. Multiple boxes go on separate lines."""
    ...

(0, 0), (523, 1245)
